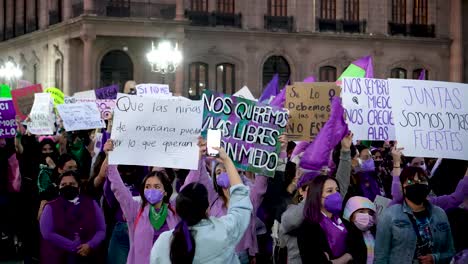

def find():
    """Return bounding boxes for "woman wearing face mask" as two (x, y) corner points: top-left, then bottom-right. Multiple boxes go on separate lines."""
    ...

(181, 136), (277, 263)
(389, 145), (468, 211)
(39, 171), (106, 264)
(297, 175), (353, 264)
(342, 196), (376, 264)
(354, 147), (385, 201)
(103, 139), (178, 264)
(375, 166), (455, 264)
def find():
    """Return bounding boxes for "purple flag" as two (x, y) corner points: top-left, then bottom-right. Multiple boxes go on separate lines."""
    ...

(352, 55), (374, 78)
(298, 97), (348, 187)
(95, 85), (118, 100)
(418, 69), (426, 80)
(0, 100), (17, 138)
(259, 74), (279, 103)
(303, 76), (316, 83)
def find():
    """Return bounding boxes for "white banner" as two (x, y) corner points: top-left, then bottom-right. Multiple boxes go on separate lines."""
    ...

(136, 83), (172, 97)
(57, 102), (105, 131)
(389, 79), (468, 160)
(28, 93), (55, 135)
(109, 94), (203, 169)
(341, 78), (395, 140)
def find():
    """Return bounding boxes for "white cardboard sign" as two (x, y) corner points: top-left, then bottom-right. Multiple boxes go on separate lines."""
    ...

(28, 93), (55, 135)
(57, 102), (105, 131)
(136, 83), (172, 97)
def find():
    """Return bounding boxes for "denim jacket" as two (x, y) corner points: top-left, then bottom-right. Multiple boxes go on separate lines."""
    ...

(375, 201), (455, 264)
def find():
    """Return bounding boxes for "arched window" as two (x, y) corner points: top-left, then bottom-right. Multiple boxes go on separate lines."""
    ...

(392, 0), (406, 23)
(216, 63), (235, 94)
(319, 66), (337, 82)
(391, 67), (407, 79)
(217, 0), (235, 14)
(191, 0), (208, 12)
(320, 0), (336, 19)
(268, 0), (287, 16)
(55, 59), (63, 89)
(262, 56), (290, 88)
(100, 50), (134, 91)
(413, 0), (427, 25)
(344, 0), (359, 21)
(413, 68), (428, 80)
(189, 62), (208, 99)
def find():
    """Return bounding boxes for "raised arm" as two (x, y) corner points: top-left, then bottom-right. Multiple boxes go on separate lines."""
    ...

(429, 174), (468, 210)
(336, 133), (353, 197)
(389, 144), (404, 206)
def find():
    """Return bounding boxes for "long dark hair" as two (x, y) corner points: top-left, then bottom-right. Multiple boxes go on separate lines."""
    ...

(139, 171), (173, 209)
(303, 175), (340, 223)
(399, 166), (428, 186)
(212, 163), (228, 208)
(170, 183), (208, 264)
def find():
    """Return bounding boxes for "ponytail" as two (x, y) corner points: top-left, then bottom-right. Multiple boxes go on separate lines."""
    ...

(170, 220), (195, 264)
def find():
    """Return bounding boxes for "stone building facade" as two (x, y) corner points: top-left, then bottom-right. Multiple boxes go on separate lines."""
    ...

(0, 0), (464, 98)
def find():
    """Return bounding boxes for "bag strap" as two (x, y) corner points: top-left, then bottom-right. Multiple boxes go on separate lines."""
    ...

(134, 207), (144, 229)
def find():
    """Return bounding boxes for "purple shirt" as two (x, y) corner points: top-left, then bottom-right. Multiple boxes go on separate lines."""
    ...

(182, 157), (268, 255)
(107, 165), (179, 264)
(40, 199), (106, 251)
(103, 178), (139, 223)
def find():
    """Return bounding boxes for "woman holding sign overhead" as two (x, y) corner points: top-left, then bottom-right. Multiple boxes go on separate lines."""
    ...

(103, 139), (179, 264)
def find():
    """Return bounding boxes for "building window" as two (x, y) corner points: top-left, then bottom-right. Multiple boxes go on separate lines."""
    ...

(216, 63), (235, 94)
(413, 68), (428, 80)
(413, 0), (427, 25)
(263, 56), (290, 88)
(320, 0), (336, 19)
(191, 0), (208, 12)
(55, 59), (63, 89)
(391, 67), (407, 79)
(344, 0), (359, 21)
(189, 62), (208, 99)
(100, 50), (134, 90)
(217, 0), (235, 14)
(319, 66), (337, 82)
(268, 0), (287, 17)
(49, 0), (63, 25)
(392, 0), (406, 24)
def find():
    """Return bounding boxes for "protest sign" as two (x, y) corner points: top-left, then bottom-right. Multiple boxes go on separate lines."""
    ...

(341, 78), (395, 140)
(57, 102), (105, 131)
(95, 85), (118, 100)
(202, 90), (289, 177)
(11, 84), (43, 120)
(109, 94), (203, 170)
(90, 132), (103, 171)
(95, 99), (116, 120)
(136, 83), (172, 97)
(0, 85), (16, 138)
(233, 86), (257, 101)
(285, 82), (340, 141)
(389, 79), (468, 160)
(374, 195), (391, 222)
(28, 93), (55, 135)
(74, 90), (96, 99)
(45, 87), (65, 106)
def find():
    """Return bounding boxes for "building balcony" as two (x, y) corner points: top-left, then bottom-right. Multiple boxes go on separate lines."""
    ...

(317, 18), (339, 32)
(104, 2), (175, 19)
(214, 12), (242, 28)
(317, 19), (366, 33)
(264, 15), (294, 32)
(185, 10), (212, 26)
(49, 10), (62, 26)
(26, 20), (38, 33)
(409, 23), (435, 38)
(341, 20), (366, 33)
(388, 22), (408, 36)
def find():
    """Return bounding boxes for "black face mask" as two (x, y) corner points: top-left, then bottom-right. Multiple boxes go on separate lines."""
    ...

(59, 185), (79, 200)
(375, 160), (383, 168)
(404, 184), (430, 205)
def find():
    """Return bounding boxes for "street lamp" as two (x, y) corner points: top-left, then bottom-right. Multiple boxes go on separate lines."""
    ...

(0, 61), (23, 87)
(146, 40), (182, 74)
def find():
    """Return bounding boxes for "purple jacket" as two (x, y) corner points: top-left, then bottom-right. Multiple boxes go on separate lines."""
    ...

(39, 196), (106, 264)
(183, 157), (268, 255)
(107, 165), (179, 264)
(390, 174), (468, 210)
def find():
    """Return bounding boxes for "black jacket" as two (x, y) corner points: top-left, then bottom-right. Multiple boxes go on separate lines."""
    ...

(295, 220), (334, 264)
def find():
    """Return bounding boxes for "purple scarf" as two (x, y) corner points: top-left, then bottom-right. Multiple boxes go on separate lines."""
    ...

(319, 214), (348, 259)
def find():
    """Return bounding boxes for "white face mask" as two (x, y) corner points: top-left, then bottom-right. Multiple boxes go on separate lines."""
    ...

(353, 213), (375, 231)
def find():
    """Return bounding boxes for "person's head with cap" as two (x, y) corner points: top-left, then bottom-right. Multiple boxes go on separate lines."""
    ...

(343, 196), (376, 232)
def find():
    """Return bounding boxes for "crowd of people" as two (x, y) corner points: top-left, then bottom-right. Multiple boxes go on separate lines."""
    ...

(1, 91), (467, 264)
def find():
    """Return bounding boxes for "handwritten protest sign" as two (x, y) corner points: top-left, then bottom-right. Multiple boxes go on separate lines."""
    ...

(74, 90), (96, 99)
(11, 84), (43, 120)
(202, 90), (288, 177)
(285, 82), (340, 141)
(389, 79), (468, 160)
(95, 85), (118, 100)
(109, 94), (203, 170)
(374, 195), (391, 221)
(0, 85), (16, 138)
(136, 83), (172, 97)
(66, 98), (116, 120)
(45, 87), (64, 106)
(28, 93), (55, 135)
(57, 102), (105, 131)
(341, 78), (395, 140)
(233, 86), (257, 101)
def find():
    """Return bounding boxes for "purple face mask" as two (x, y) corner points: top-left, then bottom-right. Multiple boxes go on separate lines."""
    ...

(216, 172), (230, 189)
(360, 159), (376, 172)
(144, 189), (164, 205)
(324, 192), (343, 216)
